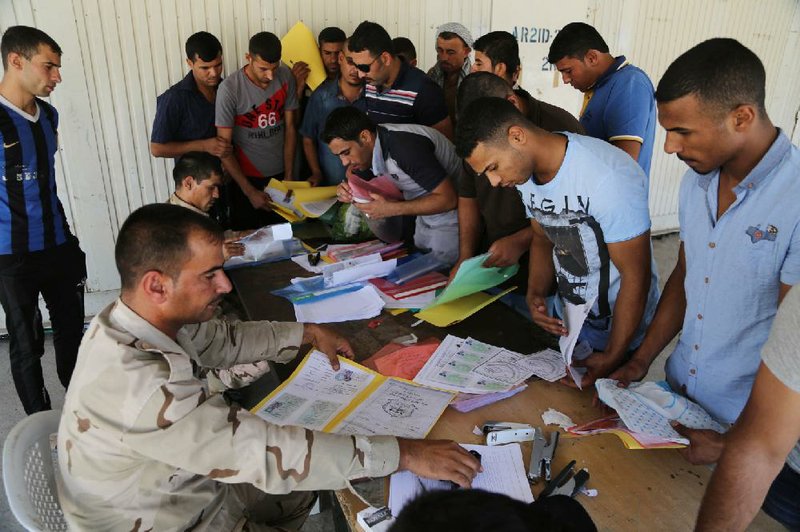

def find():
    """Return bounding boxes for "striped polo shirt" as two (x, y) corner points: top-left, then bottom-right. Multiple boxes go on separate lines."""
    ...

(0, 96), (71, 254)
(365, 61), (448, 127)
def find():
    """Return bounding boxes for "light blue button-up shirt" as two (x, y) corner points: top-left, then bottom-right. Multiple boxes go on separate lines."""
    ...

(667, 131), (800, 424)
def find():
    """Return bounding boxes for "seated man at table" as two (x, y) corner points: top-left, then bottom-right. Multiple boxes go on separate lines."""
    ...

(57, 204), (481, 531)
(324, 106), (462, 265)
(450, 72), (584, 318)
(456, 97), (659, 387)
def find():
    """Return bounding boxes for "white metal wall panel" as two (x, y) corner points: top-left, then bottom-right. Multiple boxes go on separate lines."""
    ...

(0, 0), (798, 313)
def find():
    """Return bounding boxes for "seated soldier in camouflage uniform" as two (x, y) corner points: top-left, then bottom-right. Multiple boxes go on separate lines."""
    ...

(57, 204), (481, 530)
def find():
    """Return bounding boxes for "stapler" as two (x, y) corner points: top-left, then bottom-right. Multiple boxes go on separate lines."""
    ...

(481, 421), (536, 446)
(539, 460), (590, 498)
(528, 428), (559, 482)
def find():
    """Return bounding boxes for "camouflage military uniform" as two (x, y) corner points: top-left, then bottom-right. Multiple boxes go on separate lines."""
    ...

(57, 300), (399, 530)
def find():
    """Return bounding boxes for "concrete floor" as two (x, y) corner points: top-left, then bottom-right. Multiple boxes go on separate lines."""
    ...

(0, 234), (771, 531)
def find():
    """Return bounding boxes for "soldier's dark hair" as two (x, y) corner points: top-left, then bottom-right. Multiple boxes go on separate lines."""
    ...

(473, 31), (520, 80)
(185, 31), (222, 62)
(318, 26), (346, 46)
(172, 152), (223, 187)
(1, 26), (62, 69)
(322, 106), (377, 144)
(116, 204), (223, 291)
(547, 22), (609, 64)
(248, 31), (281, 63)
(457, 72), (514, 117)
(455, 97), (531, 159)
(349, 21), (393, 57)
(392, 37), (417, 63)
(656, 38), (766, 117)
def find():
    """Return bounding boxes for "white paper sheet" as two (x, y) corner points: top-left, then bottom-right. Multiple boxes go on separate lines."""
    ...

(377, 289), (435, 309)
(595, 379), (725, 444)
(517, 348), (567, 382)
(333, 379), (454, 439)
(558, 297), (595, 367)
(253, 350), (376, 430)
(328, 258), (397, 286)
(301, 198), (338, 217)
(293, 285), (385, 323)
(388, 443), (533, 516)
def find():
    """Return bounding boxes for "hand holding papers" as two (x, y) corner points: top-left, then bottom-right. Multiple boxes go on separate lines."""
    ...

(252, 351), (454, 438)
(348, 173), (404, 203)
(281, 22), (327, 90)
(414, 253), (518, 327)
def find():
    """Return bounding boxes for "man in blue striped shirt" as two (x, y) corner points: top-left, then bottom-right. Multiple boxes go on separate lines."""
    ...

(0, 26), (86, 414)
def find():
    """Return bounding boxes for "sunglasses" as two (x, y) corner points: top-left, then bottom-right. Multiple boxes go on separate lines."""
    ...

(348, 56), (379, 73)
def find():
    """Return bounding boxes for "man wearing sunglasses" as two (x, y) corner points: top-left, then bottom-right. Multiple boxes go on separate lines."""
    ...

(347, 21), (453, 140)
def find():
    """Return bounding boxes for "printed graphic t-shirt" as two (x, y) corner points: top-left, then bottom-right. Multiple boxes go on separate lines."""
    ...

(515, 132), (659, 350)
(216, 65), (298, 177)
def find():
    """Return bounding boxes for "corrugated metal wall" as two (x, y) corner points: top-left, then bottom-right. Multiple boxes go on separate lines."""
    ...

(0, 0), (798, 312)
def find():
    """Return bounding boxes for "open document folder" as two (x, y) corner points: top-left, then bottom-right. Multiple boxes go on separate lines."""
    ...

(281, 22), (327, 90)
(251, 350), (454, 439)
(414, 252), (518, 327)
(265, 179), (338, 222)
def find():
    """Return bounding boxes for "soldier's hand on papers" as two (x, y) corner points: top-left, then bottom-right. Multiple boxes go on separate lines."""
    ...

(527, 294), (567, 336)
(356, 193), (398, 220)
(397, 439), (482, 488)
(483, 236), (526, 268)
(204, 136), (232, 158)
(671, 423), (726, 465)
(302, 324), (355, 371)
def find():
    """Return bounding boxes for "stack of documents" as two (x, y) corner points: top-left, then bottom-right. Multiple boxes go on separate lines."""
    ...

(414, 253), (518, 327)
(413, 335), (545, 394)
(388, 443), (533, 516)
(294, 285), (385, 323)
(252, 350), (454, 438)
(348, 173), (404, 203)
(265, 179), (338, 222)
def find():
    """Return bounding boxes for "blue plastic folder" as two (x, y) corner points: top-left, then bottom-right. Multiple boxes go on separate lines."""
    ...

(414, 253), (518, 326)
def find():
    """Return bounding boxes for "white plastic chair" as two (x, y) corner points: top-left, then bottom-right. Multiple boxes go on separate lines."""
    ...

(3, 409), (68, 531)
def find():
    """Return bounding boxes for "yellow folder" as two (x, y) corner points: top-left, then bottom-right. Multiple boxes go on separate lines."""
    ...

(265, 179), (338, 222)
(281, 22), (327, 90)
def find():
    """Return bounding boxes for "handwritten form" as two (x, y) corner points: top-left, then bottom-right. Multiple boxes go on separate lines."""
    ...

(253, 351), (376, 430)
(388, 443), (533, 516)
(333, 379), (453, 438)
(596, 379), (725, 444)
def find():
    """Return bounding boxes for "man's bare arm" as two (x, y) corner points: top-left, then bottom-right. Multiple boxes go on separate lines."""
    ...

(430, 116), (454, 140)
(611, 139), (642, 163)
(217, 127), (270, 210)
(302, 136), (323, 185)
(150, 137), (231, 159)
(283, 109), (297, 181)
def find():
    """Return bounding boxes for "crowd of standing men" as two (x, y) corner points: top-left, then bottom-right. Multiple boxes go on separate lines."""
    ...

(0, 16), (797, 531)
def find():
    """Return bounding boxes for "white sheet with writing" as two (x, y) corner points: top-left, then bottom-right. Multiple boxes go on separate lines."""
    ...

(388, 443), (533, 516)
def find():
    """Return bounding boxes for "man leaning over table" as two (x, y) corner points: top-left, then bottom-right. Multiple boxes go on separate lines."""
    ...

(324, 106), (462, 266)
(57, 204), (481, 531)
(607, 41), (800, 528)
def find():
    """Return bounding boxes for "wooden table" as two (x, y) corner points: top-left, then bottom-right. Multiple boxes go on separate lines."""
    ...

(228, 260), (781, 532)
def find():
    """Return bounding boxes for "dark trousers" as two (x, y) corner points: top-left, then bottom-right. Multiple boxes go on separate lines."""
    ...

(228, 175), (287, 231)
(0, 239), (87, 414)
(763, 463), (800, 530)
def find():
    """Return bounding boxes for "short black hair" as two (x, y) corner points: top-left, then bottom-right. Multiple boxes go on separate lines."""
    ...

(391, 489), (597, 532)
(249, 31), (281, 63)
(1, 25), (62, 70)
(473, 31), (520, 79)
(655, 38), (767, 116)
(318, 27), (346, 46)
(115, 204), (223, 291)
(173, 151), (223, 187)
(185, 31), (222, 62)
(392, 37), (417, 62)
(457, 72), (514, 117)
(455, 97), (531, 159)
(547, 22), (608, 64)
(349, 21), (393, 57)
(322, 106), (376, 144)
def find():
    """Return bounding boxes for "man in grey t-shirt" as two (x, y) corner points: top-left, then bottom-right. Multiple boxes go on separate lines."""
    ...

(696, 285), (800, 530)
(216, 31), (298, 230)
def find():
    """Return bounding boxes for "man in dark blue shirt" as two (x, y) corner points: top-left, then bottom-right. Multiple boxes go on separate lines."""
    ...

(0, 26), (87, 414)
(150, 32), (231, 160)
(300, 40), (366, 186)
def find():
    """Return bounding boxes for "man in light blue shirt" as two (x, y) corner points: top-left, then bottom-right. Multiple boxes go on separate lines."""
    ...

(455, 97), (659, 388)
(548, 22), (656, 176)
(611, 38), (800, 484)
